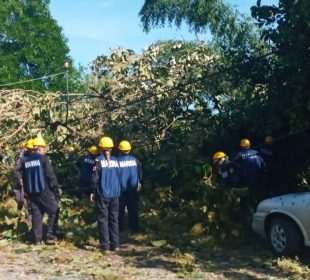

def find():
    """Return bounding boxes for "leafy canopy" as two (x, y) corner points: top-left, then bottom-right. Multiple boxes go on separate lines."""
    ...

(0, 0), (71, 91)
(139, 0), (261, 51)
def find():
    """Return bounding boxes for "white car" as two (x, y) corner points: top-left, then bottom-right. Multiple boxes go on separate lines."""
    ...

(252, 192), (310, 256)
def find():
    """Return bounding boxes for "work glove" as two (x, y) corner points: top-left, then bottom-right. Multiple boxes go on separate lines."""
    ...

(57, 186), (63, 197)
(137, 182), (142, 192)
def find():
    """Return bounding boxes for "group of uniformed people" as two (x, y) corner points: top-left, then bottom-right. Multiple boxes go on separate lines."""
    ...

(88, 136), (142, 252)
(213, 136), (275, 199)
(11, 132), (275, 247)
(13, 135), (142, 251)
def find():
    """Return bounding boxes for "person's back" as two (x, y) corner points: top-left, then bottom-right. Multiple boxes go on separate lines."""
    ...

(117, 140), (141, 233)
(14, 145), (33, 186)
(118, 154), (140, 192)
(20, 137), (59, 245)
(91, 136), (120, 252)
(23, 152), (46, 194)
(234, 139), (265, 194)
(80, 154), (95, 174)
(13, 139), (34, 215)
(235, 148), (264, 179)
(259, 136), (276, 168)
(219, 158), (240, 189)
(259, 136), (283, 196)
(213, 151), (240, 189)
(76, 148), (98, 197)
(96, 153), (121, 198)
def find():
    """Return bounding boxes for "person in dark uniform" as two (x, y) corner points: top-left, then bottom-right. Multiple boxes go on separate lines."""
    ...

(213, 151), (240, 189)
(13, 139), (34, 217)
(234, 138), (265, 198)
(259, 136), (275, 167)
(259, 135), (280, 196)
(60, 146), (80, 196)
(90, 136), (121, 252)
(76, 145), (98, 198)
(15, 137), (61, 245)
(117, 140), (142, 233)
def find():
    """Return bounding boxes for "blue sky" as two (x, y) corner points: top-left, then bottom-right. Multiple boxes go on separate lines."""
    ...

(49, 0), (277, 67)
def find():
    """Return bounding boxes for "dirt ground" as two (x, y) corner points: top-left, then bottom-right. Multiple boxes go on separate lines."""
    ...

(0, 236), (284, 280)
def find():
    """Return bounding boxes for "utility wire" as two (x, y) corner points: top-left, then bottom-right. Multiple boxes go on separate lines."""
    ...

(53, 52), (275, 150)
(0, 72), (66, 88)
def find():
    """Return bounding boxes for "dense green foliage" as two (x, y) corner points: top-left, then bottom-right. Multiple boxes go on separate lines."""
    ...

(139, 0), (310, 191)
(0, 0), (309, 244)
(251, 0), (310, 131)
(139, 0), (266, 54)
(248, 0), (310, 192)
(0, 0), (74, 91)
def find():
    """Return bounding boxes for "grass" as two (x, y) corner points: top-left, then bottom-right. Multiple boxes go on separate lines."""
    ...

(277, 257), (310, 279)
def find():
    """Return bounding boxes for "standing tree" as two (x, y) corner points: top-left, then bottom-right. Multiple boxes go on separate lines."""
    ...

(139, 0), (262, 52)
(138, 0), (310, 193)
(251, 0), (310, 131)
(0, 0), (71, 91)
(138, 0), (271, 141)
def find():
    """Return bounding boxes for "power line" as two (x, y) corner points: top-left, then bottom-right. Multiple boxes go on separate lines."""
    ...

(0, 52), (273, 137)
(0, 72), (66, 88)
(46, 52), (273, 152)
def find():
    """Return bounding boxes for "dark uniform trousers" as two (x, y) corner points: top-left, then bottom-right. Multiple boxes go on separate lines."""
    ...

(29, 188), (59, 243)
(119, 190), (139, 232)
(80, 178), (94, 197)
(95, 196), (119, 250)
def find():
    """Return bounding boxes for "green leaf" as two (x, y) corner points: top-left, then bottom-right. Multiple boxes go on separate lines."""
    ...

(150, 240), (167, 247)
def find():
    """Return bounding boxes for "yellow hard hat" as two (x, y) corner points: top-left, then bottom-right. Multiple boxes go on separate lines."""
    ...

(265, 135), (274, 144)
(25, 139), (34, 149)
(98, 136), (114, 148)
(33, 137), (47, 147)
(240, 138), (251, 148)
(213, 151), (227, 161)
(88, 145), (99, 155)
(118, 140), (132, 151)
(19, 142), (27, 149)
(68, 146), (75, 152)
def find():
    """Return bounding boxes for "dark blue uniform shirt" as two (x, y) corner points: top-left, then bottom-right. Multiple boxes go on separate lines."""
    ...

(118, 154), (141, 192)
(15, 152), (59, 194)
(23, 153), (46, 194)
(218, 159), (240, 188)
(76, 154), (96, 182)
(96, 155), (121, 198)
(234, 148), (265, 182)
(259, 144), (275, 167)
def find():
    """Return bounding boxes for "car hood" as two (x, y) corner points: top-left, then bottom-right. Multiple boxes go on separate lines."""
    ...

(257, 192), (310, 212)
